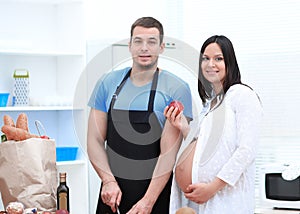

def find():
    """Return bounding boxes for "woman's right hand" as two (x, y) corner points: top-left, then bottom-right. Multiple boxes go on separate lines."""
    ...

(184, 178), (227, 204)
(164, 106), (190, 139)
(101, 180), (122, 213)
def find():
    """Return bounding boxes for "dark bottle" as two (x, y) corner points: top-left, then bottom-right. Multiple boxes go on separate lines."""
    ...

(57, 172), (70, 213)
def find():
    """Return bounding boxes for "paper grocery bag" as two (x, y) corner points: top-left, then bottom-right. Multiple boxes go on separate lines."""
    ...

(0, 138), (57, 211)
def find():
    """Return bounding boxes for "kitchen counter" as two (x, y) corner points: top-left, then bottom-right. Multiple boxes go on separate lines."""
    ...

(255, 208), (300, 214)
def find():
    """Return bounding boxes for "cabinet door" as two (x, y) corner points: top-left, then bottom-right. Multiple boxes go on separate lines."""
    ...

(0, 0), (88, 213)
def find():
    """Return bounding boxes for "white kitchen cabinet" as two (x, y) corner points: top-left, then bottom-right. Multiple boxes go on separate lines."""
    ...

(0, 0), (89, 213)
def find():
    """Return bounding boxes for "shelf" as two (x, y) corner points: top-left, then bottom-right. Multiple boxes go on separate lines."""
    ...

(0, 0), (83, 5)
(0, 49), (84, 57)
(56, 160), (86, 166)
(0, 1), (85, 58)
(0, 106), (81, 111)
(0, 0), (88, 212)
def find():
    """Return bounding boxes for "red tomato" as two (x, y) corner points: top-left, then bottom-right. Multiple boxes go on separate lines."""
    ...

(169, 100), (184, 116)
(40, 135), (50, 139)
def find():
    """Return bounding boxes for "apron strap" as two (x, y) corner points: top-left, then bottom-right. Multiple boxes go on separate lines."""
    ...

(148, 68), (159, 112)
(110, 68), (159, 112)
(109, 69), (131, 109)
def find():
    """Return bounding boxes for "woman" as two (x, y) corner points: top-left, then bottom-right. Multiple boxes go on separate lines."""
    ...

(165, 35), (263, 213)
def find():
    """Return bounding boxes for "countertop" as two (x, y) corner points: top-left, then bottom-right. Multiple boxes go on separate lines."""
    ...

(255, 208), (300, 214)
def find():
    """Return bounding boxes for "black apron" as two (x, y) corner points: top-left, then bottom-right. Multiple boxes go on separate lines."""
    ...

(96, 68), (172, 214)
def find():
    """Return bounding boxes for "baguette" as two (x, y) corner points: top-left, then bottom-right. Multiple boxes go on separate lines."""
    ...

(1, 125), (39, 141)
(3, 114), (15, 127)
(16, 113), (29, 132)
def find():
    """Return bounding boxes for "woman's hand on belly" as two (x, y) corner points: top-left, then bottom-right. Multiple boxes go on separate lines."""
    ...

(184, 178), (227, 204)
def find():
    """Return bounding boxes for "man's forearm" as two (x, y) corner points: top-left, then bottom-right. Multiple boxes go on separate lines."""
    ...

(87, 139), (115, 183)
(143, 170), (172, 206)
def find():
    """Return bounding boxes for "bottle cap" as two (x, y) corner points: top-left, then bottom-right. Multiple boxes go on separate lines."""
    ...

(59, 172), (67, 177)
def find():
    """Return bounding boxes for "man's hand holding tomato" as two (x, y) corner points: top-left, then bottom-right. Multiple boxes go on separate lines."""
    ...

(164, 100), (190, 139)
(169, 100), (184, 116)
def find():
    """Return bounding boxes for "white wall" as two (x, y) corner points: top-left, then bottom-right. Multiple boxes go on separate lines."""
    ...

(84, 0), (184, 42)
(84, 0), (300, 211)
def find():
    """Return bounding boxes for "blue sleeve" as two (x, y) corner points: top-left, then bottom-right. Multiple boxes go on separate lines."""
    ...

(171, 82), (193, 121)
(154, 71), (194, 125)
(88, 68), (130, 112)
(88, 75), (109, 112)
(162, 71), (193, 120)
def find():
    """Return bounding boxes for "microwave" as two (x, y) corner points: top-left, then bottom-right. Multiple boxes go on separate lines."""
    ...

(260, 163), (300, 210)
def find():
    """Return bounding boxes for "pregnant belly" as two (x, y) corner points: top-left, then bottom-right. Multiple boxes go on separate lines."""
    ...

(175, 140), (197, 193)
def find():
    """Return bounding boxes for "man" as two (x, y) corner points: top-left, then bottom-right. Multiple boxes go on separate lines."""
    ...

(87, 17), (193, 214)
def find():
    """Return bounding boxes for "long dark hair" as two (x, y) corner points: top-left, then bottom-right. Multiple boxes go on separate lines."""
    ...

(198, 35), (242, 104)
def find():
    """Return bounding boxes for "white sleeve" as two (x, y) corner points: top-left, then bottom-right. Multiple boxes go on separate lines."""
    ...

(217, 87), (263, 186)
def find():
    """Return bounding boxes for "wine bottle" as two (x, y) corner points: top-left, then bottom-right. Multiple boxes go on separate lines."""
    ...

(57, 172), (70, 213)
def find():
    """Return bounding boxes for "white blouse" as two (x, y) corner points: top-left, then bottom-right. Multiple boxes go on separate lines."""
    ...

(170, 84), (263, 214)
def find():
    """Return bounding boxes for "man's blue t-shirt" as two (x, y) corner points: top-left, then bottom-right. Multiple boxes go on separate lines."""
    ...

(88, 67), (193, 126)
